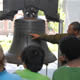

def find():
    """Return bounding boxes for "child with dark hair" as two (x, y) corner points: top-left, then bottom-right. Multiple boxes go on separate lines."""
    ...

(16, 46), (50, 80)
(52, 36), (80, 80)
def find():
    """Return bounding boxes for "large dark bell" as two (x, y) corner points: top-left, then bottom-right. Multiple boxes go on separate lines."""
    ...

(5, 18), (57, 65)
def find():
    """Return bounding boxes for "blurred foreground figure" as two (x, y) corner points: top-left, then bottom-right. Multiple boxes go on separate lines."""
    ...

(0, 45), (21, 80)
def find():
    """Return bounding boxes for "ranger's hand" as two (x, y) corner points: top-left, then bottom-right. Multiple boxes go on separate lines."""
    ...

(29, 34), (40, 39)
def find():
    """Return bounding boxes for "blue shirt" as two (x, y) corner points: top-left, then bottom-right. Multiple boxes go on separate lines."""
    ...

(0, 70), (21, 80)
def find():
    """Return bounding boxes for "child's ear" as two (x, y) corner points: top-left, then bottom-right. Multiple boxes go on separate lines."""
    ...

(17, 56), (21, 61)
(23, 63), (27, 68)
(59, 56), (65, 62)
(59, 55), (68, 65)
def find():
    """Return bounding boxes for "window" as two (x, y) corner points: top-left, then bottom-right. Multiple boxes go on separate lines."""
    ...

(8, 21), (12, 30)
(0, 21), (4, 30)
(0, 0), (3, 11)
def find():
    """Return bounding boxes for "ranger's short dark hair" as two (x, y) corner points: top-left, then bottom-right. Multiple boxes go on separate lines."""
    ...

(59, 36), (80, 61)
(21, 45), (45, 72)
(70, 22), (80, 32)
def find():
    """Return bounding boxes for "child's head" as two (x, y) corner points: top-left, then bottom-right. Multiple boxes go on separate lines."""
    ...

(59, 36), (80, 62)
(21, 46), (45, 72)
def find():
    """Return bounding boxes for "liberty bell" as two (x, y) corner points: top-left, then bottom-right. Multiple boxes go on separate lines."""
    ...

(5, 5), (57, 65)
(5, 18), (57, 65)
(0, 0), (59, 65)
